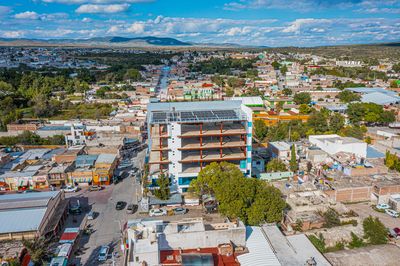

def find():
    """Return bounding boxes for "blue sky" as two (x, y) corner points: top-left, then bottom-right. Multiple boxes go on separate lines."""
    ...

(0, 0), (399, 46)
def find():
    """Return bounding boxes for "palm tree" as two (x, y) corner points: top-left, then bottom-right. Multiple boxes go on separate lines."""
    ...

(21, 236), (49, 266)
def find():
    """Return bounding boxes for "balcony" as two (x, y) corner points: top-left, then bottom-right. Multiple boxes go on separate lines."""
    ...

(180, 148), (246, 163)
(148, 150), (170, 164)
(179, 139), (246, 150)
(180, 124), (246, 138)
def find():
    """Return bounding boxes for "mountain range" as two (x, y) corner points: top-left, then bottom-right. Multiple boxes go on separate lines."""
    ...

(0, 36), (398, 48)
(0, 36), (192, 47)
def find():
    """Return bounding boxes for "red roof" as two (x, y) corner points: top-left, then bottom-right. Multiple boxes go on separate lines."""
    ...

(160, 247), (239, 266)
(60, 232), (78, 242)
(202, 83), (214, 88)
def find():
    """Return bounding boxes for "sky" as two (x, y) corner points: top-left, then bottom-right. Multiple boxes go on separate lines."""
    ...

(0, 0), (399, 47)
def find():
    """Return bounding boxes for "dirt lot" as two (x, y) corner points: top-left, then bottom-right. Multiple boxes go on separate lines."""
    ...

(346, 202), (400, 229)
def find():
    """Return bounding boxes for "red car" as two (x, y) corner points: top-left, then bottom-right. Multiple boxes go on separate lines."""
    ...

(394, 227), (400, 236)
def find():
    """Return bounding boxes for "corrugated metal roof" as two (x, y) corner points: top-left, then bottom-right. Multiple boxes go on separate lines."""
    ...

(0, 191), (59, 201)
(96, 153), (117, 164)
(361, 92), (400, 105)
(237, 226), (281, 266)
(345, 87), (397, 96)
(0, 207), (47, 234)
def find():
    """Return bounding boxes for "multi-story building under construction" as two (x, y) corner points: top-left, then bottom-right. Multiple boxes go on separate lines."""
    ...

(147, 100), (253, 192)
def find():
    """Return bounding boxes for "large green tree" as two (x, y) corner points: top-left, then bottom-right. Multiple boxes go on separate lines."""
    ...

(190, 162), (286, 225)
(293, 92), (311, 105)
(254, 119), (268, 141)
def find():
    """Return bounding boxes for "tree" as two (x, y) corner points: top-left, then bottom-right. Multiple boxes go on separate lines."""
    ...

(124, 68), (141, 81)
(280, 65), (288, 75)
(392, 63), (400, 73)
(154, 173), (170, 200)
(299, 104), (311, 114)
(340, 125), (366, 139)
(337, 90), (361, 103)
(307, 111), (329, 133)
(347, 232), (365, 249)
(289, 144), (298, 172)
(390, 80), (399, 88)
(329, 113), (345, 133)
(22, 236), (49, 266)
(253, 120), (268, 141)
(293, 92), (311, 105)
(322, 208), (341, 228)
(282, 88), (292, 96)
(266, 158), (287, 172)
(271, 61), (281, 70)
(363, 216), (388, 245)
(190, 162), (286, 225)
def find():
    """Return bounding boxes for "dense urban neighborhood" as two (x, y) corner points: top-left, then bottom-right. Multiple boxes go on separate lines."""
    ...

(0, 42), (400, 266)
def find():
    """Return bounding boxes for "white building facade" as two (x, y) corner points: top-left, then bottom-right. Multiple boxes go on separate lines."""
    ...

(147, 100), (253, 193)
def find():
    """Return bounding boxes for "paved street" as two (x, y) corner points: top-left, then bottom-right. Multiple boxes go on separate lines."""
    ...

(66, 150), (146, 266)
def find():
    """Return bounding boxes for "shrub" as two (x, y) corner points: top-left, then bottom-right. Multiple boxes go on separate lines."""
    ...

(308, 233), (326, 253)
(323, 208), (341, 228)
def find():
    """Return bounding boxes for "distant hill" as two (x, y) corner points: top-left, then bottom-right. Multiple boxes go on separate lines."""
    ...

(0, 36), (192, 47)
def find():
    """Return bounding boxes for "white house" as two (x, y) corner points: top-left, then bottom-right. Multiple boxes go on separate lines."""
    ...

(308, 134), (367, 158)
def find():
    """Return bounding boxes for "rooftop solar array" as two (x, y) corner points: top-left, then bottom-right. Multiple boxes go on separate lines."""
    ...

(151, 109), (245, 124)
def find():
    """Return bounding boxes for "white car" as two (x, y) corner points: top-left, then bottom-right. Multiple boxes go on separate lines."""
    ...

(63, 185), (78, 193)
(149, 208), (167, 217)
(98, 245), (110, 261)
(376, 203), (390, 210)
(385, 209), (399, 218)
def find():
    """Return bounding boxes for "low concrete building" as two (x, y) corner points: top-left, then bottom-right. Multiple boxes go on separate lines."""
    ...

(263, 224), (330, 266)
(269, 141), (291, 160)
(309, 134), (367, 158)
(125, 218), (246, 266)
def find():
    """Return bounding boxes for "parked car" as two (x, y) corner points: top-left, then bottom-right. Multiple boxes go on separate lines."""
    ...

(376, 203), (390, 210)
(98, 245), (110, 261)
(126, 204), (138, 214)
(87, 211), (95, 220)
(63, 185), (79, 193)
(89, 185), (102, 192)
(172, 207), (187, 215)
(149, 208), (167, 217)
(393, 227), (400, 237)
(116, 201), (126, 210)
(385, 209), (399, 218)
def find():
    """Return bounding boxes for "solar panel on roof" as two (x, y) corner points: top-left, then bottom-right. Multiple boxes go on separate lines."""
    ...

(193, 111), (216, 119)
(181, 112), (196, 119)
(153, 112), (167, 120)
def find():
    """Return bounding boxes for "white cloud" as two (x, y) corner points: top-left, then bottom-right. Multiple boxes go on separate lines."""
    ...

(76, 4), (130, 14)
(82, 17), (92, 22)
(127, 22), (145, 34)
(42, 0), (151, 3)
(107, 25), (120, 34)
(224, 26), (252, 36)
(1, 30), (25, 38)
(282, 18), (330, 34)
(15, 11), (39, 20)
(153, 15), (163, 24)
